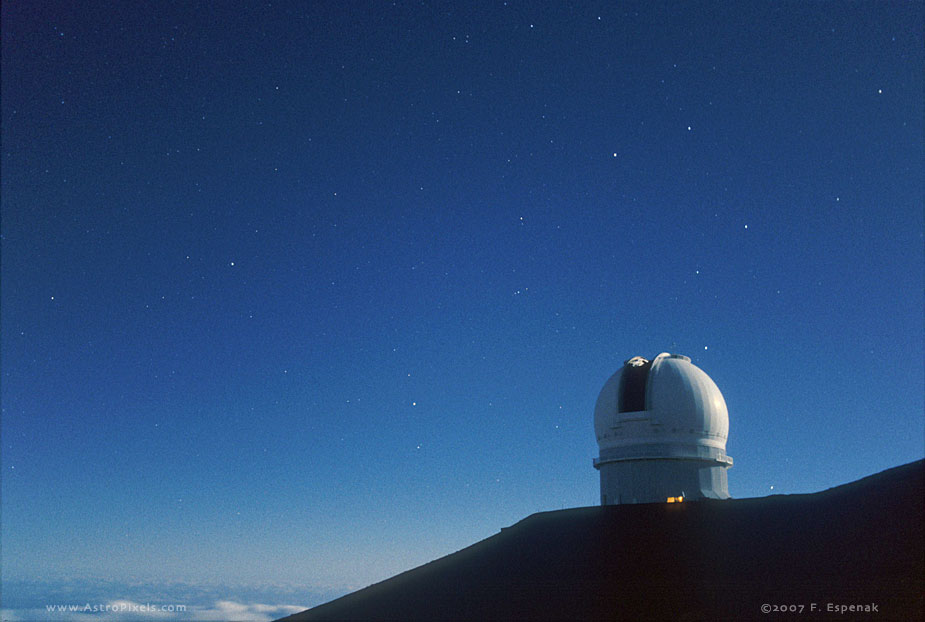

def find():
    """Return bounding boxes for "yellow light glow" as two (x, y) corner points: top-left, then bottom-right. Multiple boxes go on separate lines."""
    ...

(666, 496), (684, 503)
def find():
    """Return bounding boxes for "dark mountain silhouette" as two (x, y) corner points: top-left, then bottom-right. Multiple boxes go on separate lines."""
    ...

(280, 460), (924, 621)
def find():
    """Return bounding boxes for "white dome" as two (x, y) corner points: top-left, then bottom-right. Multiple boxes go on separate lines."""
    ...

(594, 352), (730, 457)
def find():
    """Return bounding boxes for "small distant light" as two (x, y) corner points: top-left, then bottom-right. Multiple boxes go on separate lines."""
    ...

(704, 346), (708, 350)
(412, 401), (417, 406)
(877, 89), (882, 94)
(612, 152), (617, 157)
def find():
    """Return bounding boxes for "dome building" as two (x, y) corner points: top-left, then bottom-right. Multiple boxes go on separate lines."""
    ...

(593, 352), (733, 505)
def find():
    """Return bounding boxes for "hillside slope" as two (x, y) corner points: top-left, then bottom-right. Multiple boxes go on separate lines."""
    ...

(280, 460), (924, 621)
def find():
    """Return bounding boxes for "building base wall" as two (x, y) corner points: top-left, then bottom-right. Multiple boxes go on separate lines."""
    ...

(598, 459), (730, 505)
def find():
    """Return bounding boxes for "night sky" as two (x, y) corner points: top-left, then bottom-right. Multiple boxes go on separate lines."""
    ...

(2, 1), (922, 619)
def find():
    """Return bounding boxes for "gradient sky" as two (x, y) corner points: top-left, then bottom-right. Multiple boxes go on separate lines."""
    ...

(2, 0), (923, 617)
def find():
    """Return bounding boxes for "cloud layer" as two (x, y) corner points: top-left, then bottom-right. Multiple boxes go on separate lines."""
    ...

(0, 578), (340, 622)
(3, 599), (305, 622)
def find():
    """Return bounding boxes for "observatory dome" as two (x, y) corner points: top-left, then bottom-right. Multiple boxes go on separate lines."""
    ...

(594, 352), (729, 454)
(592, 352), (732, 504)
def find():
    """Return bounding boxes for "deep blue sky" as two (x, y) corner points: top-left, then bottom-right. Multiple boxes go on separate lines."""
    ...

(2, 0), (922, 616)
